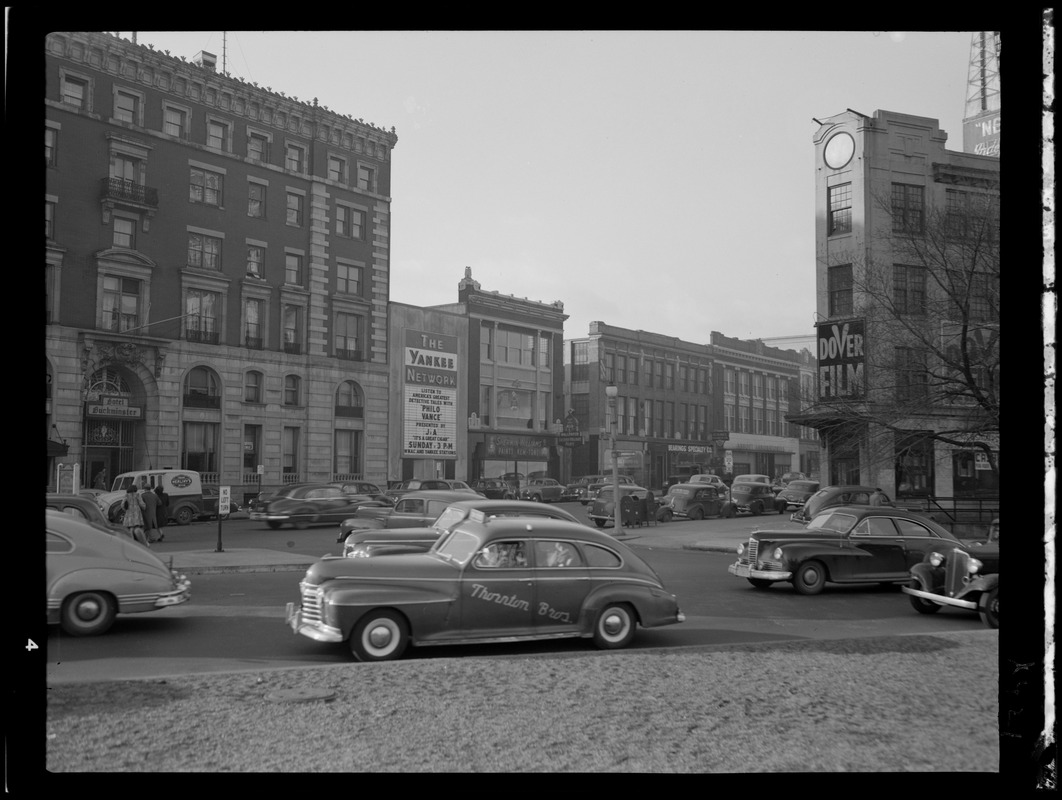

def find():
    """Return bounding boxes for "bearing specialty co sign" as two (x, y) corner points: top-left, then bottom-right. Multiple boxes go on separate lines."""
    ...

(403, 330), (458, 458)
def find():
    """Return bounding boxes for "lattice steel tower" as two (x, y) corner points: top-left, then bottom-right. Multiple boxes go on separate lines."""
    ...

(962, 32), (1000, 156)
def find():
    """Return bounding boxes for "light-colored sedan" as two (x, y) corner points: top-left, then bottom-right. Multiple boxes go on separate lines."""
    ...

(46, 509), (191, 636)
(519, 477), (566, 503)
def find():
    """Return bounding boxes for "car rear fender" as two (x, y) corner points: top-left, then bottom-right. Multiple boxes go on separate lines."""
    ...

(579, 583), (668, 628)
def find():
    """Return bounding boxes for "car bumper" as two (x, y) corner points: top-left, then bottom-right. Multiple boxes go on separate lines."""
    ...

(727, 562), (792, 582)
(285, 602), (344, 642)
(901, 586), (978, 611)
(250, 511), (290, 522)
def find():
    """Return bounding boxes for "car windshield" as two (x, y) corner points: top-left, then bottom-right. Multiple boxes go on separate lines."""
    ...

(431, 529), (483, 565)
(433, 506), (470, 531)
(671, 487), (692, 497)
(806, 511), (858, 533)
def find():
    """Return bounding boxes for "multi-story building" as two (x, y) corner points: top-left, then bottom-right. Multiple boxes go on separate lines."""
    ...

(563, 323), (803, 490)
(791, 108), (1000, 501)
(426, 269), (568, 484)
(45, 32), (398, 499)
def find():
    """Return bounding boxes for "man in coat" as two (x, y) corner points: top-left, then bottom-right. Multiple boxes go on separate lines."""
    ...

(141, 481), (163, 543)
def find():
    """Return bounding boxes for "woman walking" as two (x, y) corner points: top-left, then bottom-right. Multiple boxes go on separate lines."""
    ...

(122, 485), (148, 546)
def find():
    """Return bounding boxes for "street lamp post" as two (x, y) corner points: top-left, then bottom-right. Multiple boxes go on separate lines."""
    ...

(605, 383), (619, 526)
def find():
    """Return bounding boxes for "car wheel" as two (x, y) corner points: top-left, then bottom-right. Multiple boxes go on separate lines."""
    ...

(266, 519), (282, 529)
(350, 610), (409, 662)
(593, 519), (606, 528)
(659, 509), (673, 523)
(174, 506), (194, 526)
(593, 603), (636, 649)
(747, 578), (772, 590)
(978, 587), (999, 629)
(60, 591), (117, 636)
(111, 506), (126, 524)
(751, 501), (763, 516)
(292, 515), (308, 530)
(792, 561), (827, 595)
(909, 592), (941, 614)
(531, 494), (542, 502)
(689, 506), (704, 521)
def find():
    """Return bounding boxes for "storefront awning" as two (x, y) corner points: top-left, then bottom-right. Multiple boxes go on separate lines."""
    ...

(47, 438), (69, 458)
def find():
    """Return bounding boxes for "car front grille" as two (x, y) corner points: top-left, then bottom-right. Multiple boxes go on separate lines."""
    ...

(298, 582), (324, 625)
(945, 549), (971, 597)
(745, 538), (759, 564)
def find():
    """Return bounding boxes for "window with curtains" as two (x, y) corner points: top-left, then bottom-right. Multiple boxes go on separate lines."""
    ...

(283, 305), (303, 354)
(334, 312), (362, 360)
(282, 427), (300, 479)
(244, 370), (263, 403)
(184, 289), (220, 344)
(335, 429), (362, 476)
(284, 374), (301, 407)
(247, 183), (265, 218)
(182, 421), (218, 473)
(190, 167), (223, 206)
(188, 232), (222, 270)
(243, 425), (261, 472)
(244, 297), (263, 349)
(101, 275), (141, 333)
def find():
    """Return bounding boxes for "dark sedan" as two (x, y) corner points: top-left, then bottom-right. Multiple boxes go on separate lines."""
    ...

(249, 483), (380, 530)
(384, 478), (458, 502)
(341, 497), (582, 557)
(728, 505), (966, 595)
(773, 480), (821, 513)
(469, 478), (517, 499)
(790, 485), (889, 524)
(728, 481), (784, 516)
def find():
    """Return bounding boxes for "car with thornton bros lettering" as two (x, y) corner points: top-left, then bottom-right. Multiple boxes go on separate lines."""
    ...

(287, 512), (685, 661)
(340, 497), (582, 557)
(728, 505), (967, 595)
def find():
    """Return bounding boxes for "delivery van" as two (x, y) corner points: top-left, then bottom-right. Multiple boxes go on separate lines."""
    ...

(97, 469), (205, 526)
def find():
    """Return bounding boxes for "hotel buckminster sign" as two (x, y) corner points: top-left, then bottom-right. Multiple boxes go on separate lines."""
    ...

(403, 330), (458, 458)
(817, 320), (865, 400)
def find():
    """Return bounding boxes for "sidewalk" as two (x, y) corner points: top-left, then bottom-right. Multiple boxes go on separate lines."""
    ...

(159, 522), (744, 575)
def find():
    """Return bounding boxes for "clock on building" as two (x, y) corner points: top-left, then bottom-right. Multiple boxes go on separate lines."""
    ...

(824, 131), (855, 169)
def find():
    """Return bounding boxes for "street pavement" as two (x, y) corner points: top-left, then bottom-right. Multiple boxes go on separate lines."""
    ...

(157, 516), (747, 575)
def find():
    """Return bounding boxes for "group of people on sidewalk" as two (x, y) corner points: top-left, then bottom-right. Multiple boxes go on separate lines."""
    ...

(121, 480), (169, 546)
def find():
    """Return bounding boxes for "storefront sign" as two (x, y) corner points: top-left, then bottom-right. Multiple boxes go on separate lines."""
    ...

(817, 319), (865, 400)
(484, 434), (550, 459)
(86, 396), (143, 419)
(667, 444), (709, 454)
(403, 330), (458, 458)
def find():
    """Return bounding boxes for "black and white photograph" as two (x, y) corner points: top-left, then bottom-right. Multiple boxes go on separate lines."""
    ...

(27, 20), (1051, 784)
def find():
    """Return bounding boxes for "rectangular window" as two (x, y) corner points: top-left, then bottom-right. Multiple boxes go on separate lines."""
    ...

(753, 373), (763, 399)
(112, 155), (140, 184)
(244, 371), (262, 403)
(481, 326), (495, 363)
(243, 425), (262, 472)
(724, 402), (735, 431)
(188, 233), (222, 270)
(247, 183), (265, 218)
(182, 422), (218, 474)
(655, 361), (663, 389)
(285, 144), (305, 172)
(738, 372), (749, 397)
(655, 401), (664, 438)
(46, 201), (55, 239)
(45, 127), (57, 166)
(828, 264), (853, 317)
(753, 406), (764, 434)
(738, 405), (749, 434)
(62, 76), (87, 109)
(967, 272), (994, 322)
(828, 183), (852, 235)
(337, 263), (361, 295)
(335, 204), (365, 238)
(678, 365), (688, 392)
(247, 132), (269, 162)
(190, 168), (224, 206)
(665, 363), (674, 390)
(327, 155), (346, 182)
(642, 358), (652, 387)
(286, 192), (303, 225)
(335, 429), (362, 476)
(285, 253), (303, 284)
(617, 355), (627, 384)
(766, 376), (776, 401)
(643, 399), (653, 437)
(893, 265), (927, 315)
(185, 289), (220, 344)
(246, 246), (264, 278)
(725, 369), (735, 395)
(114, 90), (139, 123)
(895, 347), (929, 402)
(102, 276), (140, 332)
(112, 217), (135, 248)
(538, 335), (550, 368)
(283, 306), (303, 354)
(284, 375), (301, 406)
(664, 402), (674, 439)
(629, 356), (639, 386)
(282, 427), (300, 478)
(163, 106), (187, 138)
(335, 313), (362, 360)
(891, 183), (924, 233)
(206, 120), (229, 150)
(357, 164), (375, 192)
(244, 297), (264, 349)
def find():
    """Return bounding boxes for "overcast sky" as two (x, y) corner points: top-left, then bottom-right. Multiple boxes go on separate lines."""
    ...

(124, 30), (976, 346)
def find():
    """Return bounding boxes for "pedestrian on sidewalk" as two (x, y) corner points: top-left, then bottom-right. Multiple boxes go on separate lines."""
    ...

(141, 480), (163, 543)
(154, 484), (170, 530)
(122, 486), (148, 546)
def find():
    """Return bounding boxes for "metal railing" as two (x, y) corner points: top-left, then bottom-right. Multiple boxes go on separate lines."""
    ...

(100, 177), (159, 207)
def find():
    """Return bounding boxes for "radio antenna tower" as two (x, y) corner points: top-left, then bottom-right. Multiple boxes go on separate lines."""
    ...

(965, 31), (1000, 118)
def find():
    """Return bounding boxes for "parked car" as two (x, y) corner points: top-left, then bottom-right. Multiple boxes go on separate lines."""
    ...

(584, 475), (636, 505)
(903, 536), (999, 628)
(687, 474), (728, 493)
(728, 481), (784, 516)
(329, 480), (389, 502)
(341, 498), (582, 558)
(565, 475), (607, 505)
(728, 505), (965, 595)
(440, 479), (481, 495)
(790, 485), (891, 524)
(520, 477), (566, 503)
(199, 484), (243, 519)
(249, 483), (380, 530)
(46, 493), (132, 539)
(732, 473), (771, 486)
(245, 488), (279, 515)
(286, 514), (685, 661)
(588, 484), (650, 528)
(46, 509), (191, 636)
(469, 478), (517, 500)
(658, 484), (731, 522)
(773, 480), (822, 513)
(501, 472), (526, 493)
(337, 490), (477, 540)
(779, 471), (809, 486)
(384, 479), (457, 502)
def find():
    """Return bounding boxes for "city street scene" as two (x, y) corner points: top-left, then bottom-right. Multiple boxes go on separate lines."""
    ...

(36, 27), (1039, 781)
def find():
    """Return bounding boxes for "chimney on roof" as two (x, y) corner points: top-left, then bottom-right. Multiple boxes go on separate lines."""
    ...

(192, 50), (217, 71)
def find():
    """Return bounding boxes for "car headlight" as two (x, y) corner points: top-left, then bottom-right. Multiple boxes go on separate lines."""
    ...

(929, 552), (945, 567)
(736, 542), (745, 556)
(968, 557), (983, 574)
(773, 547), (783, 560)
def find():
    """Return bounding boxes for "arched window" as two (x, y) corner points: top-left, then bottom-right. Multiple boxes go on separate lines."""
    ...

(183, 366), (220, 408)
(336, 380), (363, 418)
